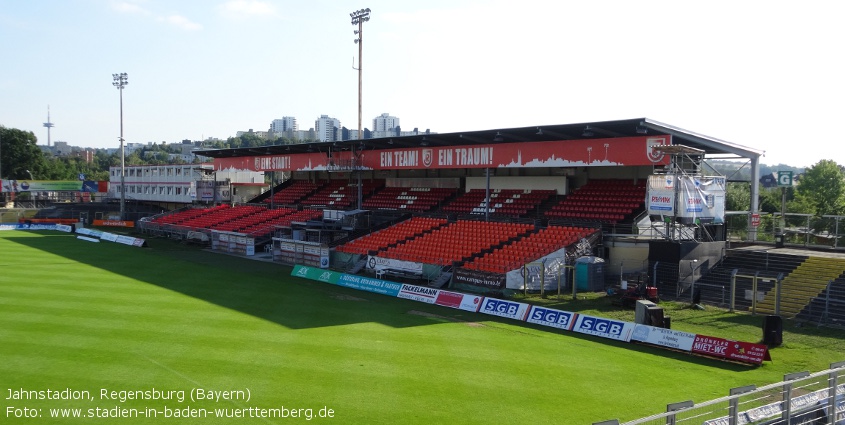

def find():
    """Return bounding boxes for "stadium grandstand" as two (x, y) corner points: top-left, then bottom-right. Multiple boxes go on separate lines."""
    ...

(132, 118), (845, 323)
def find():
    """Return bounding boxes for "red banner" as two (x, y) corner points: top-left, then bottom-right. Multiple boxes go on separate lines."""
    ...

(691, 335), (770, 365)
(213, 135), (672, 172)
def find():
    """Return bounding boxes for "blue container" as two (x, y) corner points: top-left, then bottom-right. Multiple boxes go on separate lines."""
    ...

(575, 256), (605, 291)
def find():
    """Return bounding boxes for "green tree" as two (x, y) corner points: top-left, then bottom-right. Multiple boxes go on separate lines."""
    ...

(239, 133), (265, 148)
(758, 187), (788, 213)
(794, 160), (845, 216)
(0, 126), (47, 179)
(125, 150), (145, 166)
(94, 150), (114, 171)
(42, 154), (69, 179)
(725, 182), (750, 211)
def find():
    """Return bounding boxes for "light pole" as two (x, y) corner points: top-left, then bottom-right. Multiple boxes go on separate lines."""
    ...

(0, 132), (4, 206)
(112, 72), (128, 220)
(350, 8), (370, 141)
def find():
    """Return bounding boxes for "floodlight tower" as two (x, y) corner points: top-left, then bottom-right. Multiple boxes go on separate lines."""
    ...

(43, 105), (55, 147)
(350, 7), (371, 141)
(112, 72), (128, 220)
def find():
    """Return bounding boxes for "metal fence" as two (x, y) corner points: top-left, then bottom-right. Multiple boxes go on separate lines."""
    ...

(594, 361), (845, 425)
(726, 212), (845, 250)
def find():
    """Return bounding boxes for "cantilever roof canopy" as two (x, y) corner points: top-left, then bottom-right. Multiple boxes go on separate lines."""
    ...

(193, 117), (763, 161)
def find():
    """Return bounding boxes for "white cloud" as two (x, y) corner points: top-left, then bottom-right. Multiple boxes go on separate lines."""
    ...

(218, 0), (277, 18)
(111, 1), (151, 16)
(157, 14), (203, 31)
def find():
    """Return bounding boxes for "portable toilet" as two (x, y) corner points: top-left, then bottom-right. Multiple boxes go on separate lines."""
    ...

(575, 256), (606, 291)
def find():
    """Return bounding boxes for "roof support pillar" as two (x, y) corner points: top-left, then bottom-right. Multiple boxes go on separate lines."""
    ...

(749, 155), (761, 241)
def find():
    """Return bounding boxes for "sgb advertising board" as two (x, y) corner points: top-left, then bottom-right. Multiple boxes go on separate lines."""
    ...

(573, 314), (635, 342)
(526, 306), (577, 331)
(477, 298), (531, 321)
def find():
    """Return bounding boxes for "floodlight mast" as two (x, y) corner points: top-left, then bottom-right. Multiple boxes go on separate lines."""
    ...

(112, 72), (128, 220)
(351, 8), (370, 211)
(350, 8), (370, 141)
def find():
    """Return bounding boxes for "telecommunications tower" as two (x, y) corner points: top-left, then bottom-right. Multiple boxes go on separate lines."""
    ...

(43, 106), (55, 147)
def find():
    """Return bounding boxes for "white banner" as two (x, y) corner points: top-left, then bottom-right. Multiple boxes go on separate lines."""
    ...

(100, 232), (118, 242)
(366, 255), (423, 274)
(115, 235), (136, 246)
(631, 325), (696, 351)
(76, 228), (103, 238)
(452, 293), (483, 312)
(647, 175), (726, 223)
(397, 284), (439, 304)
(278, 241), (296, 252)
(647, 175), (675, 214)
(320, 246), (329, 269)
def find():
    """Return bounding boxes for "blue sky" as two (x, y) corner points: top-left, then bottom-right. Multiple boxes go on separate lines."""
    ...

(1, 0), (842, 168)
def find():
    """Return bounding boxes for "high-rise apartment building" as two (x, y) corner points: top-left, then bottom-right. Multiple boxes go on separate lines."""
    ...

(373, 113), (399, 133)
(315, 115), (341, 142)
(270, 117), (298, 133)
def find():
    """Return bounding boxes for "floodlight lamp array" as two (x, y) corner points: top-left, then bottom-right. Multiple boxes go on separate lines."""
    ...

(350, 8), (371, 24)
(112, 72), (128, 88)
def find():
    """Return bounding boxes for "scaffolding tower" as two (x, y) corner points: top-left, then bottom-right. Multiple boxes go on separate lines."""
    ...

(647, 145), (726, 242)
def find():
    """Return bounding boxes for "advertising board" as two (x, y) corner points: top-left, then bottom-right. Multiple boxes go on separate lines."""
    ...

(631, 325), (696, 351)
(478, 298), (530, 321)
(525, 306), (577, 331)
(690, 335), (769, 365)
(573, 314), (635, 342)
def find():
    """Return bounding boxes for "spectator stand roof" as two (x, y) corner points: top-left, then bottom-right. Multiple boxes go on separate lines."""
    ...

(193, 117), (763, 162)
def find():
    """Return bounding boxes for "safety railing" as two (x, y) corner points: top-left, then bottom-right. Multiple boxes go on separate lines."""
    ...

(595, 361), (845, 425)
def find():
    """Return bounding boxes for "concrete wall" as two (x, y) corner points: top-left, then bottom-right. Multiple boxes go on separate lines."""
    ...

(465, 176), (566, 194)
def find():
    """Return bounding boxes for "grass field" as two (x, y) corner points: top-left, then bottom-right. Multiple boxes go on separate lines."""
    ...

(2, 230), (844, 424)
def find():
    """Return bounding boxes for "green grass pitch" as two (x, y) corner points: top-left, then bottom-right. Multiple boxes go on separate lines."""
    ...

(2, 230), (844, 424)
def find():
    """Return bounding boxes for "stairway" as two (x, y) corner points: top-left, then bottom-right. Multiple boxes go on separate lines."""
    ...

(347, 258), (368, 274)
(430, 272), (452, 289)
(755, 257), (845, 318)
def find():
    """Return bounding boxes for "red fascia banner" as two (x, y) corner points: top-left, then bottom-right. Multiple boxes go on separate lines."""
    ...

(213, 135), (672, 172)
(691, 335), (771, 365)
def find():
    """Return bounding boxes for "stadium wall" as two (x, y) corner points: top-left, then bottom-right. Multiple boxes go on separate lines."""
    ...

(385, 177), (460, 188)
(583, 165), (652, 181)
(465, 176), (566, 193)
(605, 242), (651, 277)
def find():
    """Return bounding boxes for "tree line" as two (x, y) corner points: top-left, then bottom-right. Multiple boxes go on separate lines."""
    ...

(721, 160), (845, 217)
(0, 126), (307, 182)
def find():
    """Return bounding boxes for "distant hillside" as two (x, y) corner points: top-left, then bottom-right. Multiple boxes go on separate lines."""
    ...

(704, 159), (804, 182)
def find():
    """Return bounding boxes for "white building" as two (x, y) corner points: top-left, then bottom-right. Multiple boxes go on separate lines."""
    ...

(236, 129), (270, 139)
(108, 164), (264, 204)
(373, 113), (399, 133)
(315, 115), (341, 142)
(270, 117), (314, 142)
(126, 142), (145, 150)
(270, 117), (298, 133)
